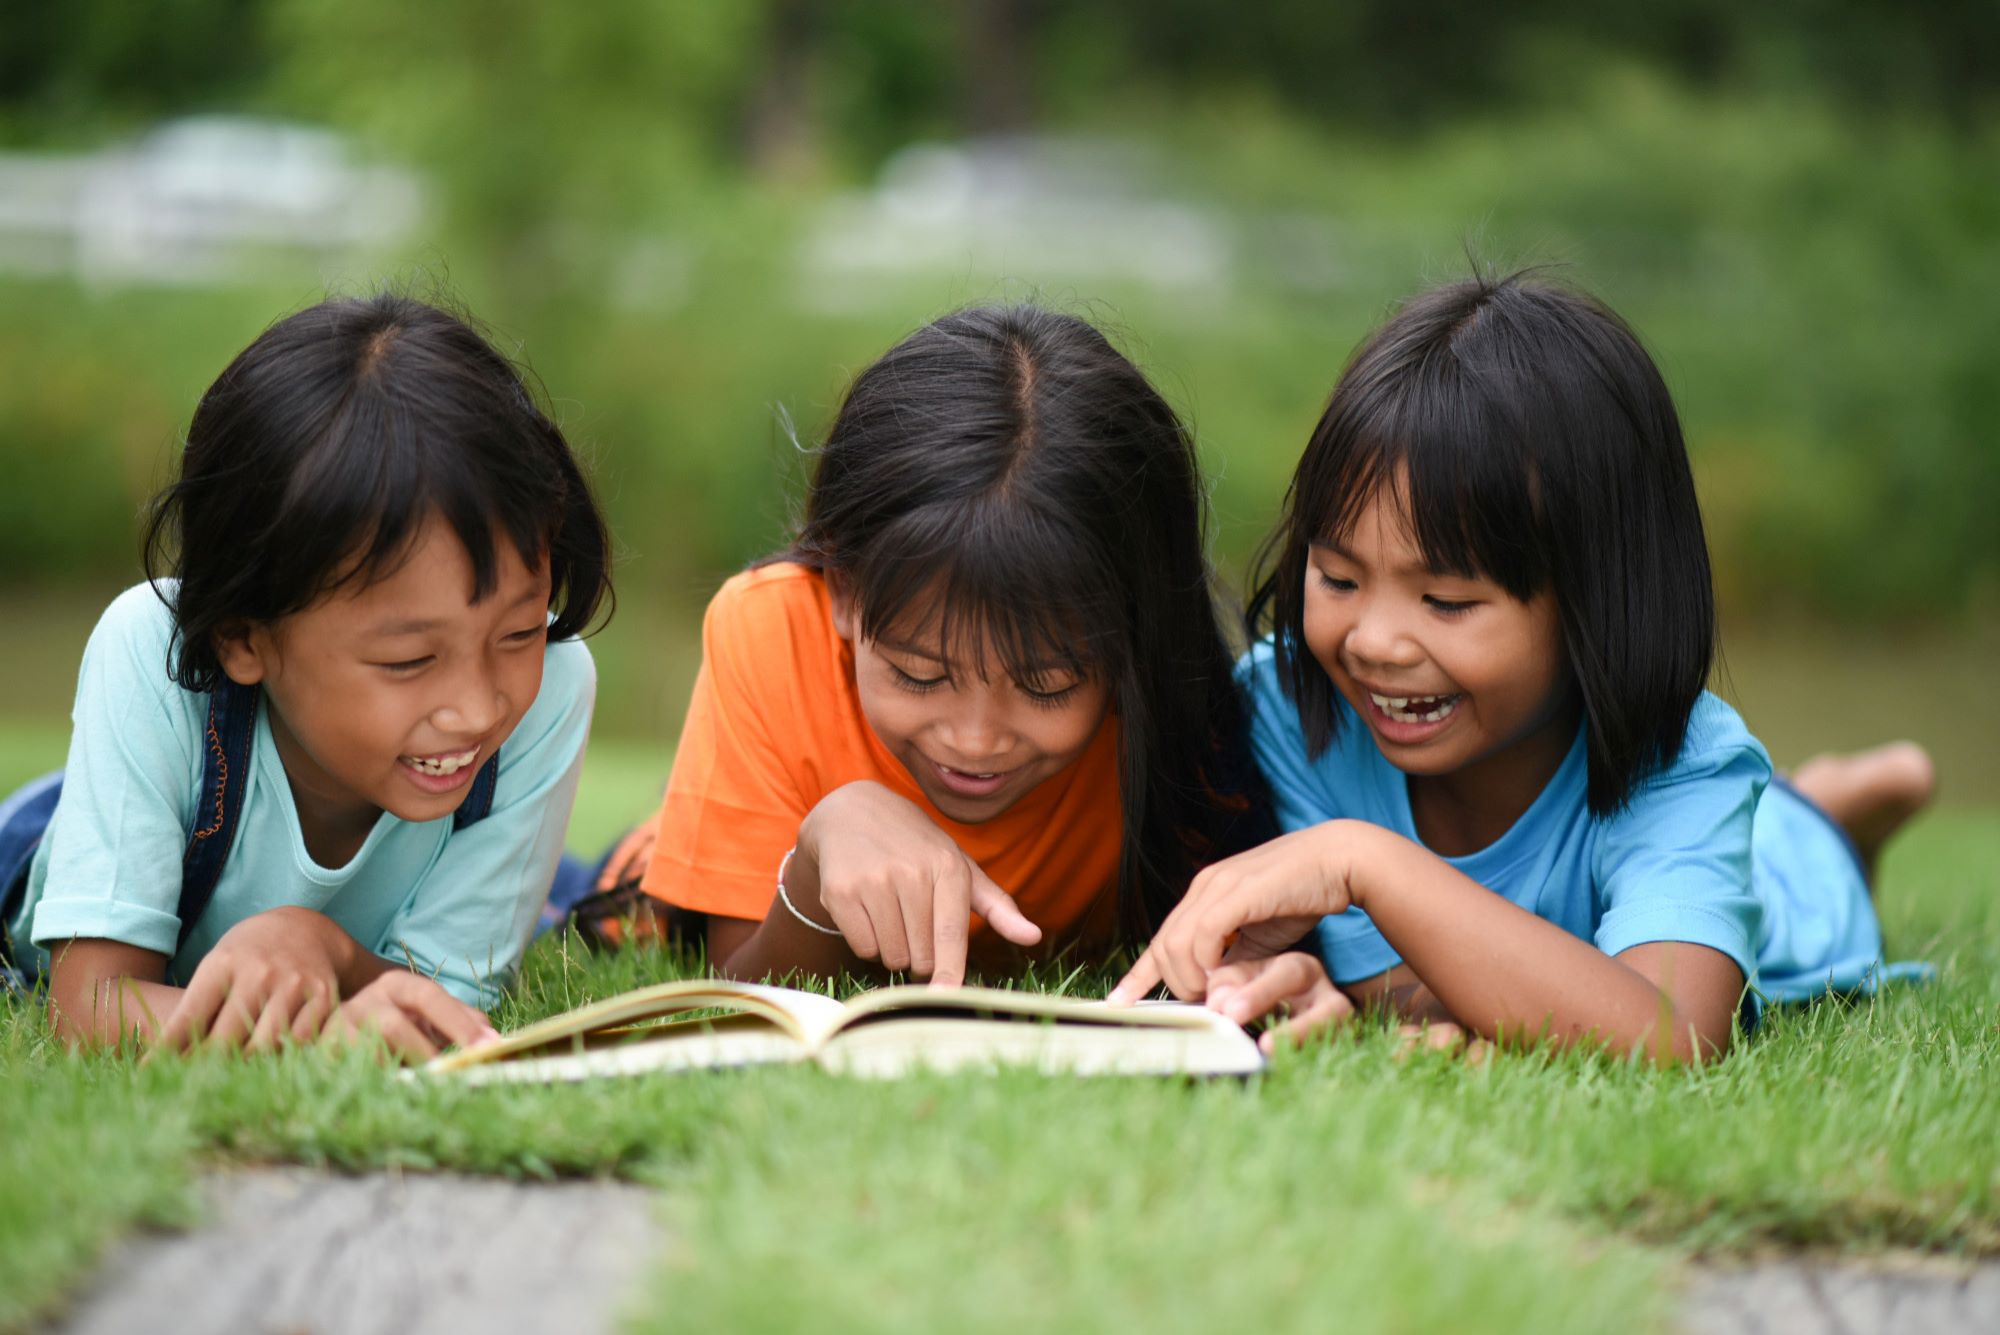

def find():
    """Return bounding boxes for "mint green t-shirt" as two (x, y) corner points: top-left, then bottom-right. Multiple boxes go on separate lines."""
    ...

(8, 583), (595, 1007)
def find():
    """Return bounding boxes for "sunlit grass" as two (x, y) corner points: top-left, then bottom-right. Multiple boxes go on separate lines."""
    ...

(1, 810), (1993, 1333)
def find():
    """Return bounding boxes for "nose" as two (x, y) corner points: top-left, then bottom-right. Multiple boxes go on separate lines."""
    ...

(936, 686), (1013, 763)
(1342, 593), (1425, 673)
(431, 661), (507, 740)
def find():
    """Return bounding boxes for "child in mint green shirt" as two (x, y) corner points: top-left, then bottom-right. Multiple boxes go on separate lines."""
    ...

(0, 293), (612, 1058)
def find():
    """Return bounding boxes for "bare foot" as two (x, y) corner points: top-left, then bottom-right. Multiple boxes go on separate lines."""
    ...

(1788, 741), (1937, 877)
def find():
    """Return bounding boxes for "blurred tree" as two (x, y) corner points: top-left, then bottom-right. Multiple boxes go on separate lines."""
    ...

(0, 0), (269, 141)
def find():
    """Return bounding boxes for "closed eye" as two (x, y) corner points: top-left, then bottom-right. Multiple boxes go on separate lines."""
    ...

(505, 625), (546, 644)
(1317, 573), (1357, 594)
(1019, 680), (1081, 709)
(1424, 596), (1477, 615)
(375, 656), (435, 674)
(890, 665), (948, 693)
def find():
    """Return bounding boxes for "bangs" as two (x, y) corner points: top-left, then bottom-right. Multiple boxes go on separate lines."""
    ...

(1305, 328), (1551, 601)
(270, 354), (555, 611)
(847, 494), (1122, 686)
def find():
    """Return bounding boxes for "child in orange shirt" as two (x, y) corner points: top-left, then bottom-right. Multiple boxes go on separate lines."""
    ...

(631, 306), (1270, 985)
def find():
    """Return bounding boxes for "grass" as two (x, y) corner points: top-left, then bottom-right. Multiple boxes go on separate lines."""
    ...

(2, 789), (1995, 1333)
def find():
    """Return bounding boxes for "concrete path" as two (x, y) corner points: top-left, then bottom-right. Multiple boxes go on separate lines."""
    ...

(1680, 1257), (2000, 1335)
(50, 1169), (661, 1335)
(44, 1169), (1999, 1334)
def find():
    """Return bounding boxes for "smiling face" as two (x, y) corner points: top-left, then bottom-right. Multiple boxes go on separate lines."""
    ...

(1302, 483), (1576, 820)
(216, 513), (552, 862)
(828, 578), (1111, 826)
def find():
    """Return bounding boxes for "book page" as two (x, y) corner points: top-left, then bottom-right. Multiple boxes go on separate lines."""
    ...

(424, 979), (848, 1073)
(817, 998), (1263, 1078)
(825, 985), (1229, 1036)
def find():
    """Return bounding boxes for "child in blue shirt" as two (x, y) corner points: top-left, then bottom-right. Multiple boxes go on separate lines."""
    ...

(1113, 273), (1933, 1062)
(0, 294), (611, 1058)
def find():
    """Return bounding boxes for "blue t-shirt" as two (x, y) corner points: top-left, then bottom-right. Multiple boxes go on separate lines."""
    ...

(8, 583), (595, 1007)
(1240, 642), (1889, 1004)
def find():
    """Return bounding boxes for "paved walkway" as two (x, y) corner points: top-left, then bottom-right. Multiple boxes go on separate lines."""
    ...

(46, 1170), (2000, 1334)
(1681, 1256), (2000, 1335)
(52, 1170), (660, 1335)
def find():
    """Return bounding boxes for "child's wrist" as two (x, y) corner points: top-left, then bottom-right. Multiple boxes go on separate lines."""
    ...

(1319, 819), (1385, 913)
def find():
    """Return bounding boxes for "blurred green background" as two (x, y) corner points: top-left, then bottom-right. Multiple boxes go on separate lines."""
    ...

(2, 0), (1995, 804)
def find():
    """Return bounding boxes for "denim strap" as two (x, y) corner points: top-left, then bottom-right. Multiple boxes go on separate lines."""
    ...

(176, 679), (260, 954)
(452, 754), (500, 830)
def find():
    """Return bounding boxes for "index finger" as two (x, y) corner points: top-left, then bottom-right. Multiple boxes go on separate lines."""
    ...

(394, 979), (498, 1051)
(1107, 951), (1162, 1006)
(928, 862), (972, 989)
(157, 965), (231, 1051)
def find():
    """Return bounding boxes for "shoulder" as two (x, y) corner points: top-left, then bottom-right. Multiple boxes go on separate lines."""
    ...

(87, 581), (179, 662)
(705, 562), (832, 638)
(77, 582), (195, 709)
(537, 632), (597, 704)
(1649, 692), (1772, 789)
(701, 562), (842, 682)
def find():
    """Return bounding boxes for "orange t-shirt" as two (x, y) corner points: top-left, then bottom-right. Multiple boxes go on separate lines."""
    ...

(641, 562), (1122, 957)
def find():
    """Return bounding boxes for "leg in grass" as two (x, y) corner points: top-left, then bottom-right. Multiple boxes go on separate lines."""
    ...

(1788, 741), (1937, 879)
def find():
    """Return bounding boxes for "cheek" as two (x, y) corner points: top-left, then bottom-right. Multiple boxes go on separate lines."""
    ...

(850, 674), (920, 746)
(1300, 591), (1347, 675)
(1030, 688), (1109, 759)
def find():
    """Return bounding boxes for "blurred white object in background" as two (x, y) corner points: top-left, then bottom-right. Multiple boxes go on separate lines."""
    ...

(0, 117), (425, 287)
(799, 136), (1233, 311)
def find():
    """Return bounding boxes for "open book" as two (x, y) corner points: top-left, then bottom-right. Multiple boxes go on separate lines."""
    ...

(422, 980), (1264, 1082)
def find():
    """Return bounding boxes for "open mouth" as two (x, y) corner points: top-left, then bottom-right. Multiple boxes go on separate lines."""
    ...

(931, 761), (1014, 799)
(1366, 692), (1461, 725)
(399, 746), (481, 779)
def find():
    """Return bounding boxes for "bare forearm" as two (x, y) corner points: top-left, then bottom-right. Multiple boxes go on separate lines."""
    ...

(46, 939), (179, 1046)
(712, 842), (861, 982)
(1341, 965), (1457, 1026)
(1342, 826), (1731, 1062)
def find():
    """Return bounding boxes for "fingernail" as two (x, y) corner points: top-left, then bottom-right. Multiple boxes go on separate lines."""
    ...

(1207, 985), (1236, 1010)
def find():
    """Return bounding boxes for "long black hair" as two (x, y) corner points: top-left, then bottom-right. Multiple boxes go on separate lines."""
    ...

(1249, 272), (1715, 814)
(144, 293), (612, 689)
(787, 305), (1268, 941)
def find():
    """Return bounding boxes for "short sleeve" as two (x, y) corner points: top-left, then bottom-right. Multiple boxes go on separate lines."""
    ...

(642, 578), (813, 920)
(1592, 712), (1769, 989)
(1237, 645), (1338, 833)
(29, 586), (203, 955)
(375, 636), (596, 1006)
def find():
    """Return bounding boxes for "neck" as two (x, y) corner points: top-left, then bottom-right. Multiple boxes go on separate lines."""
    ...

(1406, 696), (1582, 858)
(267, 706), (380, 869)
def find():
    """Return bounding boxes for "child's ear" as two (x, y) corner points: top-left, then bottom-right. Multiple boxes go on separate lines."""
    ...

(213, 623), (271, 686)
(825, 572), (859, 644)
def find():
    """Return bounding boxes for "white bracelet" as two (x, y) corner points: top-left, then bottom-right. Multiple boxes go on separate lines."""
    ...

(775, 846), (842, 936)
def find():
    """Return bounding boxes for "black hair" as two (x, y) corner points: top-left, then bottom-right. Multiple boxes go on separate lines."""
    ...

(1248, 272), (1715, 814)
(786, 305), (1270, 942)
(144, 293), (612, 689)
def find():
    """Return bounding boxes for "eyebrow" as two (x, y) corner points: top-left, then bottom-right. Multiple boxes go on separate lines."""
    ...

(365, 587), (545, 637)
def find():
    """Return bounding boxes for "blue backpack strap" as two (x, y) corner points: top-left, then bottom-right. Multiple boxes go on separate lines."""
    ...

(177, 679), (260, 953)
(452, 753), (501, 830)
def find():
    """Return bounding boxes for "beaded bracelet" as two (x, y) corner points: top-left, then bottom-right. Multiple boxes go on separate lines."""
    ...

(774, 846), (842, 936)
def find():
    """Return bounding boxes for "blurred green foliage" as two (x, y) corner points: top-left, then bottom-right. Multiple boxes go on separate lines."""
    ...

(0, 1), (1995, 623)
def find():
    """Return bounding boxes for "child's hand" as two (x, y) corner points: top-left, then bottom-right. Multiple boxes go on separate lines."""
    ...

(1110, 821), (1371, 1004)
(157, 906), (348, 1051)
(596, 814), (660, 891)
(1394, 1020), (1491, 1065)
(799, 781), (1041, 987)
(1204, 951), (1355, 1055)
(325, 971), (498, 1063)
